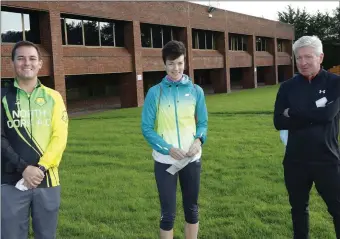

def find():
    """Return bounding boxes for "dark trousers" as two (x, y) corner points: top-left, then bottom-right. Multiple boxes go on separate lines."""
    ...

(154, 160), (201, 231)
(284, 163), (340, 239)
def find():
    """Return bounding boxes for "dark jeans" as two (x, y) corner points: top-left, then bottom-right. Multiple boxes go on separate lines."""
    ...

(284, 163), (340, 239)
(154, 159), (201, 231)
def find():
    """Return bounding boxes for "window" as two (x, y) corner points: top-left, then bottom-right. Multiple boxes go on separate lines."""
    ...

(61, 15), (125, 47)
(61, 18), (66, 45)
(277, 40), (285, 52)
(162, 26), (173, 46)
(192, 29), (217, 50)
(1, 9), (40, 43)
(198, 30), (206, 50)
(100, 22), (114, 46)
(114, 21), (124, 47)
(206, 31), (213, 49)
(192, 29), (199, 49)
(256, 37), (268, 51)
(229, 34), (248, 51)
(83, 20), (99, 46)
(141, 24), (152, 47)
(66, 19), (83, 45)
(140, 23), (176, 48)
(242, 37), (247, 51)
(152, 25), (162, 48)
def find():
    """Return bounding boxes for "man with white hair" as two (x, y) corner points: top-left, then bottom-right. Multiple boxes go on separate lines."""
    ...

(274, 35), (340, 238)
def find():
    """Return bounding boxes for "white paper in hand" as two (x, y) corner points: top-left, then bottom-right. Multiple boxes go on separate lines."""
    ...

(280, 130), (288, 146)
(315, 97), (327, 108)
(15, 178), (28, 191)
(166, 157), (193, 175)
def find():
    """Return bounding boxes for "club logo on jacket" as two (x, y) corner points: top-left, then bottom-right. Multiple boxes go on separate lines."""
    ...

(319, 90), (326, 94)
(35, 97), (46, 106)
(62, 110), (68, 123)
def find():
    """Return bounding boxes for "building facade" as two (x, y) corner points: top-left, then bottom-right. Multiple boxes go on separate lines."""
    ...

(1, 1), (294, 112)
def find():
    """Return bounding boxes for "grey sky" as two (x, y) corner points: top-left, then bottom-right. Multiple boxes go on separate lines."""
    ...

(191, 1), (339, 21)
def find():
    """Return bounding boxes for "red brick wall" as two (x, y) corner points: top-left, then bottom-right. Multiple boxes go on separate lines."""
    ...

(48, 8), (67, 101)
(192, 50), (224, 69)
(277, 52), (292, 65)
(228, 52), (252, 68)
(255, 52), (274, 66)
(142, 48), (163, 72)
(1, 1), (295, 109)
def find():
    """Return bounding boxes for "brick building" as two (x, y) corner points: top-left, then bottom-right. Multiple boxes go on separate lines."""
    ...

(1, 1), (294, 112)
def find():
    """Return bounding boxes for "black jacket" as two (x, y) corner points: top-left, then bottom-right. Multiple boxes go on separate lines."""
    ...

(274, 69), (340, 164)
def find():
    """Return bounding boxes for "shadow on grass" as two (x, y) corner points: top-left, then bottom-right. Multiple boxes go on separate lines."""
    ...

(210, 110), (273, 116)
(72, 115), (133, 121)
(71, 111), (274, 121)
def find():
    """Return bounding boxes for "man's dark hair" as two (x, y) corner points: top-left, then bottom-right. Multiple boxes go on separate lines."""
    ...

(162, 40), (186, 64)
(11, 40), (42, 61)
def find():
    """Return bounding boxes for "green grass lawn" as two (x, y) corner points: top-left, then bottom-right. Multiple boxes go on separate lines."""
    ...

(51, 85), (336, 238)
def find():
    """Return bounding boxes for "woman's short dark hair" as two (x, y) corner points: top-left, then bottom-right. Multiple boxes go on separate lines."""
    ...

(11, 41), (42, 61)
(162, 40), (186, 64)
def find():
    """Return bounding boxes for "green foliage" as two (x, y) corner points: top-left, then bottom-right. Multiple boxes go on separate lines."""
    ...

(278, 5), (340, 43)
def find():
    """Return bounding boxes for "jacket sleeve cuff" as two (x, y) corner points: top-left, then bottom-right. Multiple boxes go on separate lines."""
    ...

(16, 158), (28, 174)
(194, 135), (205, 145)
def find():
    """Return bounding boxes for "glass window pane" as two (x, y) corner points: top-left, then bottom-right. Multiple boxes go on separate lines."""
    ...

(100, 22), (114, 46)
(212, 33), (217, 50)
(191, 30), (198, 49)
(242, 36), (247, 51)
(141, 24), (151, 47)
(23, 13), (30, 41)
(163, 26), (172, 46)
(152, 25), (162, 48)
(115, 21), (124, 47)
(1, 11), (23, 43)
(206, 31), (212, 49)
(25, 13), (40, 43)
(84, 20), (99, 46)
(66, 19), (83, 45)
(256, 38), (261, 51)
(61, 18), (66, 45)
(198, 30), (205, 49)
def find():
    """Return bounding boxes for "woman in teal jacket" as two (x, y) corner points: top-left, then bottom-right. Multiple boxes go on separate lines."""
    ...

(141, 40), (208, 239)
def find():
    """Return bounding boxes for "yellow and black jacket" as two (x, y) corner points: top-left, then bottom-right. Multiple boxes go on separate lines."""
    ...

(1, 80), (68, 187)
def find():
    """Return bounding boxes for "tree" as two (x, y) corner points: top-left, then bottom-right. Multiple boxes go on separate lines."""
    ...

(277, 5), (310, 40)
(278, 5), (340, 69)
(331, 7), (340, 42)
(277, 5), (339, 43)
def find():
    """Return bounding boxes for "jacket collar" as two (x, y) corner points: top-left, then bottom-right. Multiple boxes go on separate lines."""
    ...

(161, 74), (191, 86)
(13, 78), (41, 90)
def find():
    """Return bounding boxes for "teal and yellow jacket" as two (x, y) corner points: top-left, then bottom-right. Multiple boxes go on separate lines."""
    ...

(1, 80), (68, 187)
(141, 75), (208, 164)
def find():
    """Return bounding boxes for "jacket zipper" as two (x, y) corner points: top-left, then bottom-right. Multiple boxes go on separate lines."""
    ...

(28, 94), (33, 148)
(173, 84), (182, 149)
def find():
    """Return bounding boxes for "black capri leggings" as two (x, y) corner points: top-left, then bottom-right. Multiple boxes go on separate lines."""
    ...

(154, 159), (201, 231)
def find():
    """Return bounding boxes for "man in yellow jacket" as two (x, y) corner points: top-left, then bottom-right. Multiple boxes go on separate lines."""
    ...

(1, 41), (68, 239)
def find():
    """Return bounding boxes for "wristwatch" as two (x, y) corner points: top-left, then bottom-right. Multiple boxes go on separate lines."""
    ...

(38, 165), (46, 173)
